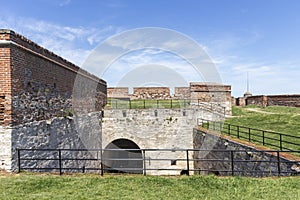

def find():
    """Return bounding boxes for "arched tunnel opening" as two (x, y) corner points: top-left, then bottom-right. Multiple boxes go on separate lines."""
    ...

(102, 139), (143, 174)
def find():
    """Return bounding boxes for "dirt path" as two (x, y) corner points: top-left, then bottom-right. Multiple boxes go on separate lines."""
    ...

(245, 108), (276, 114)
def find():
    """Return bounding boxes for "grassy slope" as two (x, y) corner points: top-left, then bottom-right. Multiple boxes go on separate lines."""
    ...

(226, 105), (300, 136)
(0, 173), (299, 200)
(223, 106), (300, 151)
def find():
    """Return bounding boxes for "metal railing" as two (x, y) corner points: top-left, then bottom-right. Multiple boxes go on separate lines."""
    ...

(17, 148), (300, 177)
(198, 119), (300, 151)
(106, 98), (227, 115)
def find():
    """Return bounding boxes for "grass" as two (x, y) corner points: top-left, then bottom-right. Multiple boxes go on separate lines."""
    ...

(106, 98), (190, 109)
(222, 105), (300, 151)
(0, 173), (299, 200)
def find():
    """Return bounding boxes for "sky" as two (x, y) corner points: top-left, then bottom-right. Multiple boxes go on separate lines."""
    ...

(0, 0), (300, 97)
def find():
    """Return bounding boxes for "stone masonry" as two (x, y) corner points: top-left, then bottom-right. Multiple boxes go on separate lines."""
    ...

(0, 29), (107, 171)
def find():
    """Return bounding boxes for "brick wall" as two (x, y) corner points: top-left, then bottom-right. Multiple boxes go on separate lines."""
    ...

(107, 87), (130, 99)
(246, 95), (300, 107)
(0, 29), (107, 126)
(190, 82), (231, 103)
(0, 30), (12, 125)
(107, 84), (231, 102)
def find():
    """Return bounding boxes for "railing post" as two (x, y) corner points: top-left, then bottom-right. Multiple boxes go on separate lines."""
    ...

(100, 149), (104, 176)
(58, 149), (62, 175)
(186, 150), (190, 176)
(129, 100), (131, 109)
(171, 99), (173, 109)
(143, 150), (146, 176)
(279, 134), (283, 150)
(228, 124), (231, 135)
(277, 151), (281, 176)
(237, 126), (240, 138)
(231, 151), (234, 176)
(143, 100), (145, 109)
(17, 149), (21, 173)
(262, 131), (265, 145)
(248, 128), (251, 141)
(219, 122), (222, 132)
(157, 100), (159, 109)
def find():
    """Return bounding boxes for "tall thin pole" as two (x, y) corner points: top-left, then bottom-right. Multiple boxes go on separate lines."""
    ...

(247, 72), (249, 92)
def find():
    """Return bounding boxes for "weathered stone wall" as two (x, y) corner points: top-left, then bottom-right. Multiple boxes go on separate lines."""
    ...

(174, 87), (190, 99)
(266, 95), (300, 107)
(102, 108), (224, 175)
(242, 95), (300, 107)
(0, 29), (107, 172)
(190, 82), (232, 116)
(132, 87), (171, 100)
(193, 129), (299, 176)
(235, 97), (246, 106)
(0, 126), (11, 170)
(0, 29), (107, 126)
(246, 95), (267, 107)
(7, 112), (102, 172)
(107, 87), (130, 99)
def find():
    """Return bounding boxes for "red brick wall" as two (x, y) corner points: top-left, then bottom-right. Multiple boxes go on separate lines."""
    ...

(0, 31), (12, 125)
(246, 95), (300, 107)
(0, 29), (107, 126)
(190, 82), (231, 103)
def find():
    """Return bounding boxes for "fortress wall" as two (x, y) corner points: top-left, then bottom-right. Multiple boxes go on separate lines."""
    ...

(102, 108), (224, 175)
(246, 95), (300, 107)
(0, 29), (107, 171)
(193, 129), (299, 176)
(107, 87), (130, 99)
(132, 87), (171, 100)
(174, 87), (190, 99)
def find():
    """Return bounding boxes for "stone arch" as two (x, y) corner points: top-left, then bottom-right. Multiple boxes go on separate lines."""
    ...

(102, 138), (143, 174)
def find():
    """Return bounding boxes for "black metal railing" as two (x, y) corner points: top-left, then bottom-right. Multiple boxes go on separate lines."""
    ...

(106, 98), (226, 115)
(198, 119), (300, 151)
(16, 148), (300, 177)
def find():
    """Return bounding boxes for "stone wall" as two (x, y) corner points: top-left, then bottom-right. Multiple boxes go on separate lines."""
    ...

(193, 129), (299, 176)
(0, 29), (107, 171)
(174, 87), (190, 99)
(234, 95), (300, 107)
(107, 87), (130, 99)
(1, 112), (102, 172)
(0, 29), (107, 126)
(190, 82), (232, 116)
(132, 87), (171, 100)
(265, 95), (300, 107)
(235, 97), (246, 106)
(246, 95), (268, 107)
(102, 108), (224, 175)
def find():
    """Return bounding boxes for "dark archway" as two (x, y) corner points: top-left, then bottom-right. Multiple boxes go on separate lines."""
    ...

(102, 139), (143, 174)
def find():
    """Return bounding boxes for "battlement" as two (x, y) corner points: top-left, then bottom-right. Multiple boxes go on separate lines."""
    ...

(108, 82), (231, 102)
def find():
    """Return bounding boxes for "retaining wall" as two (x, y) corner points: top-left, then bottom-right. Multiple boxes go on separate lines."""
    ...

(193, 129), (299, 176)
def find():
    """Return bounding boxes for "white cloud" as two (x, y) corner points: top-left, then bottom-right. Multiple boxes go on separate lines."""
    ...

(0, 15), (121, 66)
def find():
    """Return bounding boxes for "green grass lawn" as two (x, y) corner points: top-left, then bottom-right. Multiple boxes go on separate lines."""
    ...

(223, 105), (300, 151)
(0, 173), (299, 200)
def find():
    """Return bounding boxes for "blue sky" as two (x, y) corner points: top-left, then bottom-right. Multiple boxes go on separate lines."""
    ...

(0, 0), (300, 96)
